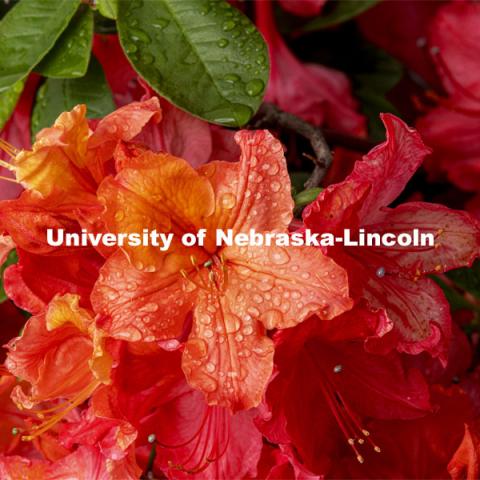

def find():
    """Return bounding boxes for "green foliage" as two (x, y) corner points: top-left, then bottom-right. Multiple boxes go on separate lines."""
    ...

(302, 0), (379, 32)
(117, 0), (269, 127)
(31, 57), (115, 138)
(97, 0), (118, 20)
(294, 188), (322, 208)
(0, 79), (24, 130)
(0, 0), (80, 92)
(354, 46), (403, 141)
(447, 260), (480, 301)
(0, 249), (18, 304)
(36, 6), (93, 79)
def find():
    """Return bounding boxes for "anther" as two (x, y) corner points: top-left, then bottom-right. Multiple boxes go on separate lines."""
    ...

(357, 455), (364, 464)
(362, 429), (370, 437)
(374, 446), (381, 453)
(203, 259), (213, 268)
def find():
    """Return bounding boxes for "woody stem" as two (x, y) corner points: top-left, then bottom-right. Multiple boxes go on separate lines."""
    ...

(252, 102), (332, 189)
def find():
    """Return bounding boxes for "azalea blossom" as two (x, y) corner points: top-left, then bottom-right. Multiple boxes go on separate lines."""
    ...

(92, 129), (352, 411)
(303, 114), (480, 362)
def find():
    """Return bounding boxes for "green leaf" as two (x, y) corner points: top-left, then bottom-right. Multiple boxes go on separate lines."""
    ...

(31, 56), (115, 138)
(302, 0), (380, 32)
(289, 172), (310, 195)
(0, 249), (18, 304)
(0, 79), (24, 130)
(354, 46), (403, 141)
(0, 0), (81, 92)
(35, 6), (93, 79)
(294, 188), (322, 207)
(97, 0), (118, 20)
(433, 275), (480, 314)
(447, 260), (480, 300)
(117, 0), (269, 127)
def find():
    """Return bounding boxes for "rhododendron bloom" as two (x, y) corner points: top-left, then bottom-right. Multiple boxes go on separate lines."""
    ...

(6, 294), (114, 440)
(259, 306), (431, 474)
(304, 114), (480, 362)
(92, 129), (352, 411)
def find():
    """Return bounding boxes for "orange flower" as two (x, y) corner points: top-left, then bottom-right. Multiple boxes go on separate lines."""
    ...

(5, 294), (114, 440)
(0, 99), (161, 254)
(92, 130), (352, 411)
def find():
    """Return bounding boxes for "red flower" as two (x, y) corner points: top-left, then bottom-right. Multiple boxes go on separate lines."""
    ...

(258, 306), (431, 475)
(304, 114), (480, 362)
(331, 386), (474, 479)
(255, 0), (365, 135)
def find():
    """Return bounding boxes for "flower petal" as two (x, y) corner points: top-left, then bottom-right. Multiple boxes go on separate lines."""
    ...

(91, 251), (196, 342)
(369, 202), (480, 277)
(224, 244), (352, 328)
(348, 114), (431, 221)
(98, 151), (215, 274)
(182, 288), (274, 411)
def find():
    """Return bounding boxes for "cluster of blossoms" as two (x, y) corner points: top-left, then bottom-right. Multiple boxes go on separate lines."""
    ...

(0, 1), (479, 479)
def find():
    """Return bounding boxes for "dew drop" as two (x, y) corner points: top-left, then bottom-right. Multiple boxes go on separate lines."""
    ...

(217, 38), (229, 48)
(223, 20), (236, 31)
(129, 28), (151, 44)
(220, 192), (236, 209)
(206, 362), (216, 373)
(268, 247), (290, 265)
(376, 266), (386, 278)
(245, 79), (264, 97)
(271, 181), (281, 192)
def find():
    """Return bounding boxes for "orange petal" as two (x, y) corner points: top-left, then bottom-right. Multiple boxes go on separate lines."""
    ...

(86, 97), (162, 182)
(99, 151), (214, 274)
(224, 244), (353, 328)
(14, 105), (94, 197)
(182, 288), (274, 412)
(232, 130), (293, 233)
(196, 130), (293, 252)
(46, 293), (92, 333)
(91, 251), (196, 342)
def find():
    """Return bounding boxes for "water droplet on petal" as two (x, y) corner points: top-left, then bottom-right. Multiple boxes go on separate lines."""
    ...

(268, 247), (290, 265)
(220, 192), (236, 209)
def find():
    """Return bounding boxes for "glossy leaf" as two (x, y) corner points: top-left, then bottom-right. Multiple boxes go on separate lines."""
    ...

(97, 0), (118, 20)
(0, 79), (24, 130)
(302, 0), (379, 32)
(31, 57), (115, 137)
(0, 249), (17, 304)
(117, 0), (269, 127)
(0, 0), (80, 92)
(35, 6), (93, 79)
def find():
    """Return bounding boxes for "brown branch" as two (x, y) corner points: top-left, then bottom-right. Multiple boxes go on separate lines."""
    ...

(251, 103), (332, 189)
